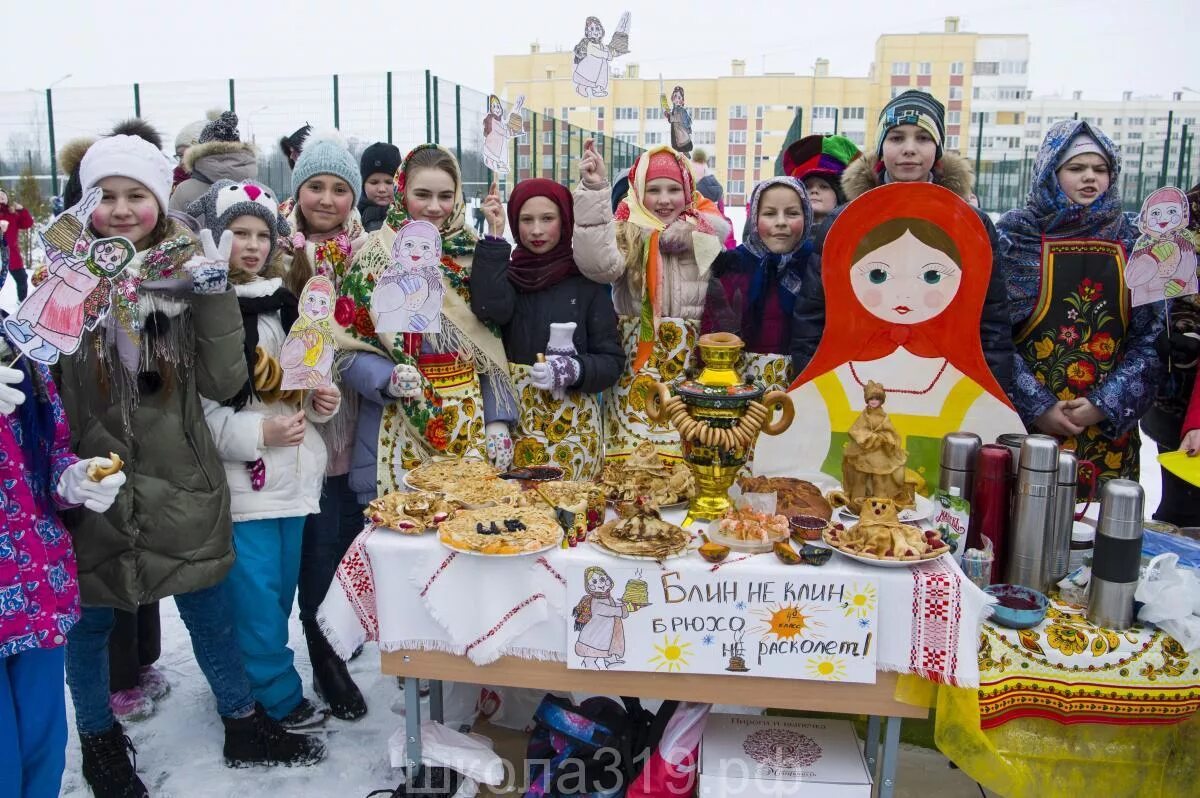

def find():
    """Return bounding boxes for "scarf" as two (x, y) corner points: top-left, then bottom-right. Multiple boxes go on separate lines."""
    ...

(506, 179), (580, 292)
(224, 280), (300, 411)
(384, 145), (479, 257)
(357, 194), (388, 232)
(282, 204), (367, 288)
(739, 177), (814, 343)
(615, 145), (722, 370)
(996, 120), (1133, 323)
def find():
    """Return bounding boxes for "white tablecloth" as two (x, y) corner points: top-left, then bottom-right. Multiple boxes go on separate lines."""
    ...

(319, 508), (994, 687)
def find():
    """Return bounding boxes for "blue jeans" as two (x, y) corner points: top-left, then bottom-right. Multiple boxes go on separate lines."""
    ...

(226, 516), (305, 720)
(65, 582), (255, 735)
(298, 474), (365, 624)
(0, 646), (67, 798)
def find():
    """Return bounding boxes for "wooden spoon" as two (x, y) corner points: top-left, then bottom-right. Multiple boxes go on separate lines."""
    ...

(698, 532), (730, 563)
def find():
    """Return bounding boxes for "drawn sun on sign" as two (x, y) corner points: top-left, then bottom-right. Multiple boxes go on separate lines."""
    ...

(841, 584), (877, 619)
(649, 634), (693, 672)
(752, 603), (826, 641)
(805, 655), (848, 681)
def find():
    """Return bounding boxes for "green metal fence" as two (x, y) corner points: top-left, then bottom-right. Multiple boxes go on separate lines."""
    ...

(0, 70), (644, 207)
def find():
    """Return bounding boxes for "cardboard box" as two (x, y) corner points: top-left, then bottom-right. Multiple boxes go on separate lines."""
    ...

(698, 714), (872, 797)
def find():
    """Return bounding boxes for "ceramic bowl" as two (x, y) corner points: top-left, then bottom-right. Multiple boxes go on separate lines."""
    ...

(984, 584), (1050, 629)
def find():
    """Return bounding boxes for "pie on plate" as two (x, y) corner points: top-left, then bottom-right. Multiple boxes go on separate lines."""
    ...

(822, 498), (948, 563)
(737, 476), (833, 521)
(443, 477), (522, 508)
(366, 492), (459, 533)
(592, 504), (693, 560)
(437, 506), (562, 555)
(600, 442), (695, 506)
(405, 458), (498, 492)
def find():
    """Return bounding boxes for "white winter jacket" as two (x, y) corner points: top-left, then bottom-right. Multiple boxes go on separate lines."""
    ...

(201, 278), (338, 523)
(571, 183), (730, 321)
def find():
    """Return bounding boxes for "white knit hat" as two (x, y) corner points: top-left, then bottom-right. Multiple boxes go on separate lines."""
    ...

(1055, 133), (1108, 170)
(80, 134), (174, 212)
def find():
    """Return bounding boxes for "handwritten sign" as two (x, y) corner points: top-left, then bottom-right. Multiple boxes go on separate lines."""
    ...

(566, 563), (878, 683)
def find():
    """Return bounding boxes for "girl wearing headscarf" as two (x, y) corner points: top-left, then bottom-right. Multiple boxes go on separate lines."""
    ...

(574, 144), (730, 462)
(336, 144), (517, 498)
(998, 120), (1165, 486)
(471, 177), (624, 480)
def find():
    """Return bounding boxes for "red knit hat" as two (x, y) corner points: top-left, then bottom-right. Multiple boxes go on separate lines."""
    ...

(646, 151), (684, 184)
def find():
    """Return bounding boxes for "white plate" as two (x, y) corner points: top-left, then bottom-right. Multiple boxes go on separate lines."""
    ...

(836, 494), (935, 524)
(438, 538), (562, 558)
(829, 546), (950, 569)
(587, 536), (698, 561)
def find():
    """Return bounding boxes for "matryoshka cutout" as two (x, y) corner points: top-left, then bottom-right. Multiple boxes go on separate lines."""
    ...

(372, 220), (445, 334)
(753, 183), (1025, 487)
(280, 275), (338, 389)
(1125, 186), (1198, 306)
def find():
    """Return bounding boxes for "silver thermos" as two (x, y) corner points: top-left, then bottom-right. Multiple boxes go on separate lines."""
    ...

(995, 432), (1028, 480)
(1004, 435), (1059, 591)
(1045, 451), (1079, 587)
(1087, 479), (1145, 631)
(939, 432), (982, 503)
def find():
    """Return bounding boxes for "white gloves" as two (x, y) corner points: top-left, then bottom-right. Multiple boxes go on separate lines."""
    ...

(58, 459), (126, 513)
(485, 421), (513, 471)
(184, 229), (233, 295)
(387, 363), (423, 399)
(0, 366), (25, 415)
(530, 356), (581, 400)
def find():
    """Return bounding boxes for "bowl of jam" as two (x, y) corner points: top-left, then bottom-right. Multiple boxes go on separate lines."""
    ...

(984, 584), (1049, 629)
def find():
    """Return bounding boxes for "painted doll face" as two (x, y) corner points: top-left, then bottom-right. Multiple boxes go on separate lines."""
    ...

(299, 175), (354, 235)
(91, 239), (133, 275)
(803, 177), (837, 218)
(228, 215), (273, 276)
(517, 196), (562, 254)
(672, 88), (685, 108)
(881, 125), (937, 183)
(644, 177), (686, 225)
(404, 167), (456, 228)
(92, 176), (160, 250)
(1143, 200), (1186, 235)
(303, 288), (332, 320)
(587, 570), (613, 594)
(755, 185), (806, 254)
(585, 19), (604, 41)
(1055, 153), (1110, 207)
(490, 97), (504, 119)
(397, 229), (440, 268)
(850, 229), (962, 325)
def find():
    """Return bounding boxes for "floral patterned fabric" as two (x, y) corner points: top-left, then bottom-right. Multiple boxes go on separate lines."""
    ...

(603, 315), (695, 463)
(1014, 241), (1141, 484)
(0, 360), (81, 658)
(510, 364), (602, 480)
(978, 595), (1200, 728)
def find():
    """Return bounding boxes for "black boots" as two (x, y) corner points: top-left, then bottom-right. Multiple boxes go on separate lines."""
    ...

(222, 703), (327, 768)
(80, 724), (149, 798)
(303, 618), (367, 721)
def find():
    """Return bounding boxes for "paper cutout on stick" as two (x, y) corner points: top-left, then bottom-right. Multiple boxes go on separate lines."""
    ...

(3, 188), (135, 365)
(660, 79), (693, 153)
(373, 220), (445, 334)
(1125, 186), (1198, 306)
(280, 276), (337, 390)
(753, 183), (1024, 485)
(482, 94), (526, 175)
(572, 11), (631, 98)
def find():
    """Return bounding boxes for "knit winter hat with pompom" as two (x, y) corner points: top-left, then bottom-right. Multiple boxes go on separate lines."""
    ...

(80, 134), (174, 212)
(291, 129), (361, 199)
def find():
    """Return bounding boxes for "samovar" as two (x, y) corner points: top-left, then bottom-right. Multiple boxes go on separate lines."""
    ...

(645, 333), (794, 525)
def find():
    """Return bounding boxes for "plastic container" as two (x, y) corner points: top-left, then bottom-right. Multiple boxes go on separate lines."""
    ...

(1068, 522), (1095, 573)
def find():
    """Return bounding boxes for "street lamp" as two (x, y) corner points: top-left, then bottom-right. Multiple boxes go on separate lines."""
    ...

(26, 74), (72, 197)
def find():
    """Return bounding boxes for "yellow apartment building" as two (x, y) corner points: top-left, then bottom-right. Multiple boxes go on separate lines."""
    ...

(494, 16), (1030, 205)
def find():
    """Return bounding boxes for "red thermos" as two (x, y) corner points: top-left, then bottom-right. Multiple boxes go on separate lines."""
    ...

(967, 444), (1012, 583)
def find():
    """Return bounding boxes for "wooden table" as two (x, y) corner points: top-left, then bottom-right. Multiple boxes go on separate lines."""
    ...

(384, 649), (927, 798)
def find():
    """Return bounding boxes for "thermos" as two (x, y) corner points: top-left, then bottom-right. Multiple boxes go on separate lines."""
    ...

(966, 444), (1012, 584)
(1004, 435), (1060, 591)
(939, 432), (982, 503)
(1087, 479), (1145, 630)
(1045, 451), (1079, 587)
(995, 433), (1028, 480)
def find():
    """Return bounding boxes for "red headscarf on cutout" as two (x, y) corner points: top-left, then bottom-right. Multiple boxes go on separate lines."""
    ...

(792, 182), (1011, 407)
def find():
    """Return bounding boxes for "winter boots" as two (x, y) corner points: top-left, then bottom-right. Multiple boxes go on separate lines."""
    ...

(222, 703), (327, 768)
(79, 724), (149, 798)
(303, 618), (367, 721)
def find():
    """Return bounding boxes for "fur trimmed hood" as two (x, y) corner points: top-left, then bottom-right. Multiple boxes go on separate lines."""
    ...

(183, 139), (257, 173)
(841, 151), (974, 201)
(58, 137), (96, 177)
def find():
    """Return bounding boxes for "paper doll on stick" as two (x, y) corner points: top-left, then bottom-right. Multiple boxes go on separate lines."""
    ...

(482, 94), (526, 175)
(4, 188), (135, 365)
(1125, 186), (1198, 306)
(372, 220), (445, 334)
(661, 82), (693, 154)
(281, 276), (337, 389)
(572, 12), (631, 98)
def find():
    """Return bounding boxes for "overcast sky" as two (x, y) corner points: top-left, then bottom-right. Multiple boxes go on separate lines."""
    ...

(1, 0), (1193, 100)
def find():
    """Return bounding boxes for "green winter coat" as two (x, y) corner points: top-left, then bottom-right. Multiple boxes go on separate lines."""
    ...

(56, 226), (245, 611)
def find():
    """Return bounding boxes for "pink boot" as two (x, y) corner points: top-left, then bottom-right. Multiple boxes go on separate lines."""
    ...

(109, 687), (155, 722)
(138, 666), (171, 701)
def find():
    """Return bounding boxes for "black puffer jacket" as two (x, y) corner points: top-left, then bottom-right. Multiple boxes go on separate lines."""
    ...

(470, 238), (625, 393)
(789, 151), (1015, 394)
